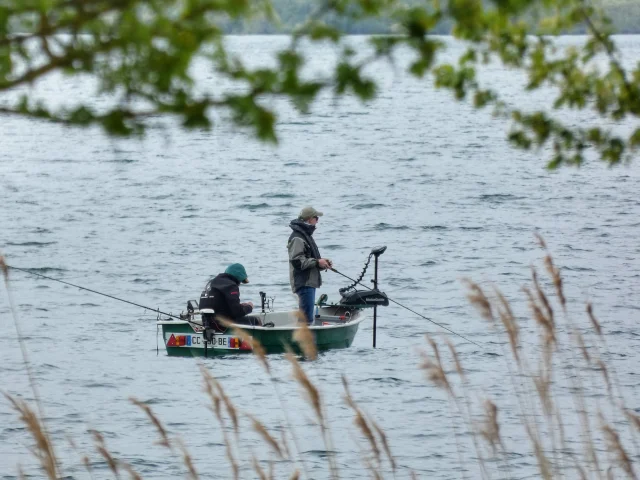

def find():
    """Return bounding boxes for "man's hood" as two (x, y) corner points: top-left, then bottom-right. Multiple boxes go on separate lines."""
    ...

(290, 218), (316, 235)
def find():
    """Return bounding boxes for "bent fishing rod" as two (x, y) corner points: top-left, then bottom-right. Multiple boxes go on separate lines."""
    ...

(7, 265), (186, 322)
(329, 267), (483, 349)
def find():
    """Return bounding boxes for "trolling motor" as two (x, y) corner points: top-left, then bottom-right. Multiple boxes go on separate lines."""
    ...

(338, 246), (389, 306)
(338, 246), (389, 348)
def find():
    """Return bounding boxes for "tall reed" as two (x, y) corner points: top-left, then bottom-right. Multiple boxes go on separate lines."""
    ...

(2, 240), (638, 479)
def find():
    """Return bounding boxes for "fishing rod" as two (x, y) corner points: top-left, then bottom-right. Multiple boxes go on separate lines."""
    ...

(329, 267), (483, 349)
(7, 265), (185, 322)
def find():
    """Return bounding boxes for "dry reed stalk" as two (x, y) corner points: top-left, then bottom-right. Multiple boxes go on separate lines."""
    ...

(175, 438), (199, 480)
(248, 354), (311, 480)
(446, 339), (466, 382)
(463, 279), (494, 324)
(285, 350), (338, 479)
(443, 340), (493, 480)
(286, 352), (323, 423)
(279, 425), (292, 459)
(251, 455), (269, 480)
(575, 465), (589, 480)
(89, 429), (119, 477)
(0, 255), (8, 278)
(532, 268), (554, 328)
(480, 400), (502, 455)
(528, 426), (552, 480)
(289, 470), (301, 480)
(533, 371), (554, 418)
(371, 419), (396, 473)
(120, 463), (143, 480)
(217, 317), (271, 374)
(523, 286), (556, 346)
(2, 255), (60, 478)
(130, 398), (172, 450)
(492, 289), (549, 480)
(246, 413), (285, 458)
(597, 359), (613, 396)
(586, 303), (603, 337)
(626, 411), (640, 433)
(601, 419), (636, 478)
(67, 437), (95, 479)
(341, 377), (381, 467)
(534, 232), (547, 249)
(199, 365), (238, 435)
(419, 336), (452, 395)
(4, 394), (58, 479)
(534, 234), (566, 310)
(575, 331), (591, 364)
(215, 380), (239, 436)
(200, 367), (239, 480)
(292, 320), (317, 360)
(494, 288), (520, 364)
(543, 254), (566, 311)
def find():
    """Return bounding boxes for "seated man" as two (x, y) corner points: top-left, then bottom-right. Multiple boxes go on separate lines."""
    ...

(200, 263), (260, 326)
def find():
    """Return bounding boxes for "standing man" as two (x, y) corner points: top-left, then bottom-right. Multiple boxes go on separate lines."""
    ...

(288, 206), (333, 325)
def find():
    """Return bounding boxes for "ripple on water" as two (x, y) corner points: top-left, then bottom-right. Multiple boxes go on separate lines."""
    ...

(1, 35), (640, 480)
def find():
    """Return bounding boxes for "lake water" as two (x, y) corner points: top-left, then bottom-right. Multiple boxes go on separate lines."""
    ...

(1, 35), (639, 479)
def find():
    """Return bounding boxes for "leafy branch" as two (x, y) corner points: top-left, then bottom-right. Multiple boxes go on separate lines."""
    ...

(1, 0), (639, 166)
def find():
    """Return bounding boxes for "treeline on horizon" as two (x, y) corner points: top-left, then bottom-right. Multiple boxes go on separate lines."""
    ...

(223, 0), (640, 35)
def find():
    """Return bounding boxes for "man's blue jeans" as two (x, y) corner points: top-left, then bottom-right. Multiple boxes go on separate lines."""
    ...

(296, 286), (316, 325)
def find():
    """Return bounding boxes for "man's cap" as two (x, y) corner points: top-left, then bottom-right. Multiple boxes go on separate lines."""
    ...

(299, 206), (324, 220)
(225, 263), (249, 284)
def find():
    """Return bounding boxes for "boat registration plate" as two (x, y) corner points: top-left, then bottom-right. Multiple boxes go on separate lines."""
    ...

(165, 333), (242, 349)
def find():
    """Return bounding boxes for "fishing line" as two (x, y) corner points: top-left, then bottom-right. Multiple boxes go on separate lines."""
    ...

(330, 267), (482, 349)
(7, 265), (187, 322)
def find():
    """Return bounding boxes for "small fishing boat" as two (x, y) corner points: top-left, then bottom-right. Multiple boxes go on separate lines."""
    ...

(157, 247), (390, 357)
(7, 244), (479, 357)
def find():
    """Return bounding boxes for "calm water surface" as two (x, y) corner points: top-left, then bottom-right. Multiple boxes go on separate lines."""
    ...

(1, 36), (640, 479)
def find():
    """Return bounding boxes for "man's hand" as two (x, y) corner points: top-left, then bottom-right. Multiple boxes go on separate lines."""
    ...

(318, 258), (333, 270)
(242, 301), (254, 308)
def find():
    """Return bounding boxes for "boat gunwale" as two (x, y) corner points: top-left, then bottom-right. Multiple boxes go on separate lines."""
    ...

(157, 311), (367, 331)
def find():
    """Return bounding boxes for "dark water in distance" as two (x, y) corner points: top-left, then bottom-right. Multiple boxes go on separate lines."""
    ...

(1, 36), (640, 479)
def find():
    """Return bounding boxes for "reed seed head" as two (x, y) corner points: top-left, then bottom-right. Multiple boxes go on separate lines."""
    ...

(176, 438), (199, 480)
(463, 279), (494, 323)
(89, 429), (119, 477)
(495, 288), (520, 363)
(130, 397), (171, 450)
(419, 337), (451, 394)
(372, 419), (396, 472)
(5, 393), (58, 480)
(534, 232), (547, 250)
(0, 255), (8, 280)
(247, 413), (284, 458)
(544, 254), (566, 309)
(480, 400), (501, 454)
(219, 318), (270, 373)
(293, 320), (317, 360)
(586, 302), (603, 337)
(286, 351), (323, 423)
